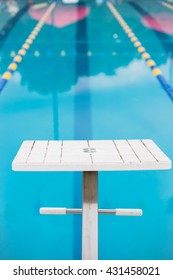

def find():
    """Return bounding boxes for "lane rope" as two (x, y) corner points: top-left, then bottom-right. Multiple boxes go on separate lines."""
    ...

(0, 1), (57, 94)
(32, 2), (49, 10)
(156, 0), (173, 10)
(106, 1), (173, 102)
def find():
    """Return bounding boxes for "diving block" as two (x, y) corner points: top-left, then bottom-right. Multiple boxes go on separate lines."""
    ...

(12, 139), (172, 260)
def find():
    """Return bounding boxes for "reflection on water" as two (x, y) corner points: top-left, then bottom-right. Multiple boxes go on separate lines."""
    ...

(0, 0), (30, 50)
(6, 0), (19, 16)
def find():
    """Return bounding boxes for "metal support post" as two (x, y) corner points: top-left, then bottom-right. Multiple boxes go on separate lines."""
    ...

(82, 171), (98, 260)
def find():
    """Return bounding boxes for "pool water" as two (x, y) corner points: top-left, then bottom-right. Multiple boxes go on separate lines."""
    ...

(0, 0), (173, 260)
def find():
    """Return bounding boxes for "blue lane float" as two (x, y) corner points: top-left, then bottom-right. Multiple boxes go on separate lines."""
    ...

(0, 79), (7, 92)
(157, 75), (173, 101)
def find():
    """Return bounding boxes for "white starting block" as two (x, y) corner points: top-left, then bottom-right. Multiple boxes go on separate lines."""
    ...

(12, 139), (172, 260)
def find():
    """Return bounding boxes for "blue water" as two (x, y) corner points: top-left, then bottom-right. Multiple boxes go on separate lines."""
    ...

(0, 0), (173, 259)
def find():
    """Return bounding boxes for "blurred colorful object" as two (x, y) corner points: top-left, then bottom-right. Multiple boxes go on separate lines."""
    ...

(142, 13), (173, 35)
(29, 5), (90, 28)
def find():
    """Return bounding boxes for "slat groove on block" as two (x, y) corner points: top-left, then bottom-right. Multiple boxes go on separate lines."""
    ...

(43, 141), (49, 163)
(114, 140), (140, 163)
(60, 141), (63, 163)
(128, 139), (157, 163)
(90, 140), (123, 164)
(113, 140), (125, 163)
(61, 140), (91, 164)
(13, 141), (34, 164)
(142, 143), (155, 161)
(44, 141), (61, 164)
(142, 139), (171, 164)
(127, 140), (142, 163)
(26, 141), (35, 163)
(27, 141), (48, 164)
(88, 140), (93, 164)
(141, 140), (159, 162)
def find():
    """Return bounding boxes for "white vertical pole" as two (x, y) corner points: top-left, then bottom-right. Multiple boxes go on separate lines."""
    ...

(82, 171), (98, 260)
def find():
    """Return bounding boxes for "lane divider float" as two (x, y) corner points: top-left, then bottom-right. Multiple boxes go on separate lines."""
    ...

(106, 1), (173, 102)
(32, 2), (49, 10)
(157, 0), (173, 10)
(0, 1), (57, 94)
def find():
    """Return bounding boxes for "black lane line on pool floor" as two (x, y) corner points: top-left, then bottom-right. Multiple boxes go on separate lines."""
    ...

(0, 3), (30, 50)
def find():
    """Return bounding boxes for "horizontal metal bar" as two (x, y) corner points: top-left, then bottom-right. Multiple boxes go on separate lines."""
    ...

(67, 208), (82, 214)
(66, 209), (117, 214)
(40, 208), (143, 216)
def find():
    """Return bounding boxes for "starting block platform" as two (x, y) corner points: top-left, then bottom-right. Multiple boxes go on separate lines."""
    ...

(12, 139), (172, 259)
